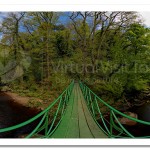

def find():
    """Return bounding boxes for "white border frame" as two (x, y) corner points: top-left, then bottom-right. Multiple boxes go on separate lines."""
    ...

(0, 0), (150, 146)
(0, 4), (150, 11)
(0, 139), (149, 146)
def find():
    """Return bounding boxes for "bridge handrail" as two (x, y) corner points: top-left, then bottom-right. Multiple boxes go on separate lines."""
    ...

(79, 81), (150, 138)
(0, 80), (74, 135)
(80, 81), (150, 125)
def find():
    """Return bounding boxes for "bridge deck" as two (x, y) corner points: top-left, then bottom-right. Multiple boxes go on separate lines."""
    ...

(50, 83), (107, 138)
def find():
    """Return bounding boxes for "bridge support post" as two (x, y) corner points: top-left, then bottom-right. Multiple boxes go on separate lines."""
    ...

(110, 110), (113, 138)
(45, 111), (49, 136)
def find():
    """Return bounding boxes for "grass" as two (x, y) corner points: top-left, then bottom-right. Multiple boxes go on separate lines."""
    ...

(9, 81), (67, 109)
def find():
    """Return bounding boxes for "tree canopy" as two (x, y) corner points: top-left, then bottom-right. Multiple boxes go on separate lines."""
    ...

(0, 11), (150, 107)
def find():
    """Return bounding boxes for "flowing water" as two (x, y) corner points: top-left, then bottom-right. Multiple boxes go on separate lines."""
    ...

(0, 92), (41, 138)
(127, 103), (150, 137)
(97, 103), (150, 137)
(0, 91), (150, 138)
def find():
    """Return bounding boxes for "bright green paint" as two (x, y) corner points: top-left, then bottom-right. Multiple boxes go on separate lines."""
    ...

(0, 81), (150, 138)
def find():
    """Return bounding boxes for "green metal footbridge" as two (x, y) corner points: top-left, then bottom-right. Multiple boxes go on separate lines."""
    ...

(0, 81), (150, 138)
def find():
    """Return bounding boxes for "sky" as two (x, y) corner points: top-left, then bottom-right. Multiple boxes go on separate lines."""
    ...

(0, 12), (150, 27)
(139, 12), (150, 27)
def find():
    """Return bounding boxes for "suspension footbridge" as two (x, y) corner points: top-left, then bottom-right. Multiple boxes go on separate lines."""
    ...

(51, 83), (107, 138)
(0, 81), (150, 138)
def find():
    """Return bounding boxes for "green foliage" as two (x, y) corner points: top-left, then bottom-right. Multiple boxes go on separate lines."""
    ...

(0, 11), (150, 107)
(55, 29), (73, 57)
(28, 98), (42, 108)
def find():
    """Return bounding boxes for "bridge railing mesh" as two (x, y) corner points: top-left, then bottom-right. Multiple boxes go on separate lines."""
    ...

(79, 81), (150, 138)
(0, 81), (74, 138)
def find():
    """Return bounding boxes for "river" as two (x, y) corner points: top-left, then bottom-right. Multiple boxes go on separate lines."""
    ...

(0, 91), (150, 138)
(0, 92), (40, 138)
(97, 103), (150, 137)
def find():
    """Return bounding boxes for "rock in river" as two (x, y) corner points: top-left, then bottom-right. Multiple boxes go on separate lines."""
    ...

(115, 112), (138, 126)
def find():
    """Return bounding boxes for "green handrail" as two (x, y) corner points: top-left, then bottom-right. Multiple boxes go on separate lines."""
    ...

(0, 80), (74, 138)
(79, 81), (150, 138)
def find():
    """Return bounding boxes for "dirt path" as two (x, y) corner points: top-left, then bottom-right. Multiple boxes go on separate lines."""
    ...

(5, 92), (29, 106)
(5, 91), (43, 109)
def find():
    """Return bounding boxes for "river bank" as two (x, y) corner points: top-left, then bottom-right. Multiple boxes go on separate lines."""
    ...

(5, 91), (44, 109)
(0, 92), (41, 137)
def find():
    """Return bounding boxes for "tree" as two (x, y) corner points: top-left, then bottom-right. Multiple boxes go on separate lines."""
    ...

(0, 12), (27, 84)
(0, 11), (149, 106)
(23, 12), (60, 82)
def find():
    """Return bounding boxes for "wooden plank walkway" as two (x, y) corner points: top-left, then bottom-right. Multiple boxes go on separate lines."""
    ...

(50, 83), (107, 138)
